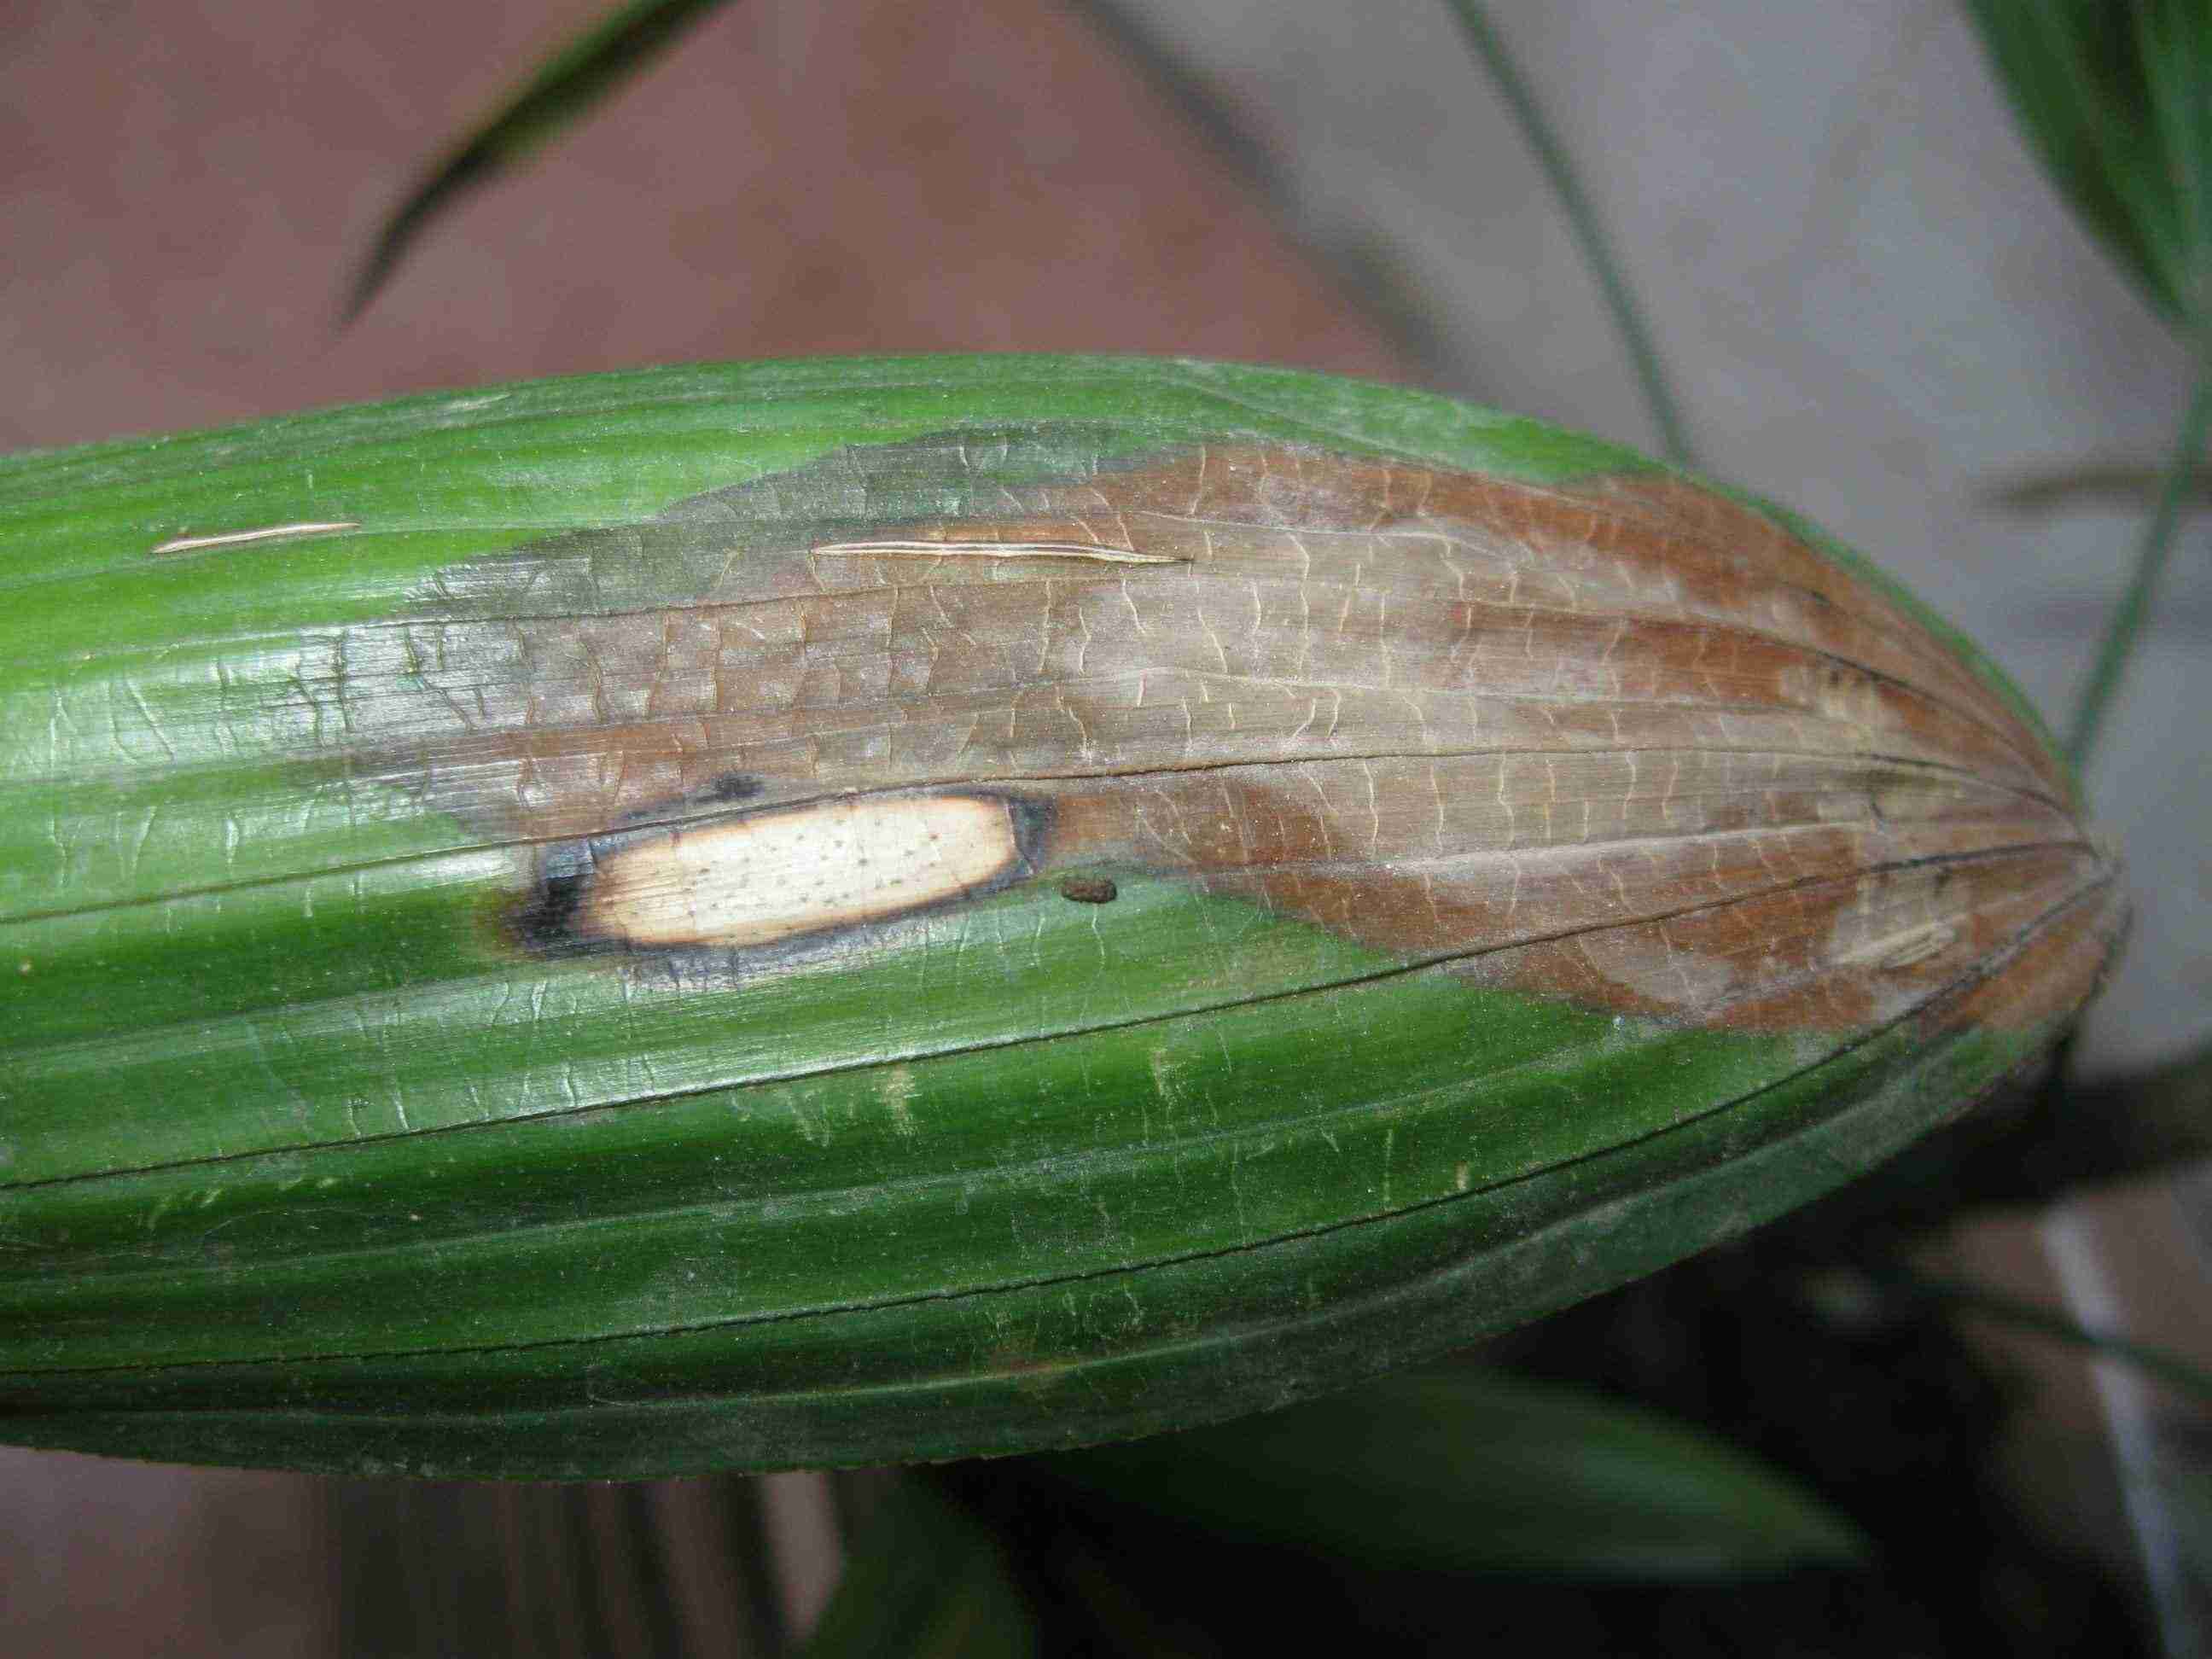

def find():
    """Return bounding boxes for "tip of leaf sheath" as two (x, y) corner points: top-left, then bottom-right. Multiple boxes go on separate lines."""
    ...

(338, 0), (736, 327)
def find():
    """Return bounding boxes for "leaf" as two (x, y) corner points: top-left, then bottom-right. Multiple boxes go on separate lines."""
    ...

(801, 1479), (1035, 1659)
(1962, 0), (2212, 335)
(0, 356), (2112, 1479)
(1032, 1370), (1870, 1581)
(345, 0), (737, 322)
(1960, 6), (2212, 762)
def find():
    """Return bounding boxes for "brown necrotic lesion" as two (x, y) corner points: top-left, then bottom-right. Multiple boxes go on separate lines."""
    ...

(370, 432), (2106, 1025)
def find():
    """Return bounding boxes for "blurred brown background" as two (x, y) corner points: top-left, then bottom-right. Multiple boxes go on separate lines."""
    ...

(4, 0), (2208, 1651)
(0, 0), (1411, 453)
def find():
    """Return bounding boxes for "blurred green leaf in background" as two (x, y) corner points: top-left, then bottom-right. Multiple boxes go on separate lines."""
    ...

(1964, 0), (2212, 767)
(1035, 1370), (1870, 1582)
(1964, 0), (2212, 332)
(802, 1481), (1034, 1659)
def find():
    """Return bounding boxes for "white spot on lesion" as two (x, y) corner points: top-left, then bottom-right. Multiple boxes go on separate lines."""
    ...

(581, 792), (1023, 949)
(149, 521), (359, 556)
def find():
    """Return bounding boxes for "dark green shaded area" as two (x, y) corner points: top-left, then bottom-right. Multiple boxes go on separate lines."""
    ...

(803, 1480), (1034, 1659)
(1036, 1367), (1867, 1579)
(0, 984), (2050, 1476)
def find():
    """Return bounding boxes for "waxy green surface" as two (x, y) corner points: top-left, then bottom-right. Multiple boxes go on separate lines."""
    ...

(0, 357), (2110, 1476)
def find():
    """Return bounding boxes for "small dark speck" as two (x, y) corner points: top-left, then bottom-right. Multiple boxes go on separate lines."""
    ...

(705, 773), (766, 805)
(516, 870), (589, 949)
(1058, 876), (1119, 905)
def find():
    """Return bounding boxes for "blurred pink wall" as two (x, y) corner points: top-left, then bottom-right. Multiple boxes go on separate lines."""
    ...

(1, 0), (1413, 454)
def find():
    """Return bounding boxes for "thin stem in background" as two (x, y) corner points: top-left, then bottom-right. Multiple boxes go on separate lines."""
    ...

(1982, 457), (2212, 515)
(346, 0), (737, 323)
(2067, 364), (2212, 769)
(1438, 0), (1698, 469)
(1870, 1267), (2212, 1411)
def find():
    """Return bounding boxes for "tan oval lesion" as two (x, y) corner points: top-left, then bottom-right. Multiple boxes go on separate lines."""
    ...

(576, 793), (1028, 950)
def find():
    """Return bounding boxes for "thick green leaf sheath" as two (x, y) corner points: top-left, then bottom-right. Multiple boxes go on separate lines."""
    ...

(0, 357), (2119, 1476)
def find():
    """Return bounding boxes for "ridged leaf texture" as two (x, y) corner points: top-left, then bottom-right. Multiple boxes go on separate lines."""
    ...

(0, 357), (2119, 1476)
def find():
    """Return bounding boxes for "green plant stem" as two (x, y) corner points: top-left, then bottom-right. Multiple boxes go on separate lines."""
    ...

(1982, 458), (2212, 516)
(2067, 364), (2212, 769)
(1438, 1), (1697, 469)
(1874, 1269), (2212, 1409)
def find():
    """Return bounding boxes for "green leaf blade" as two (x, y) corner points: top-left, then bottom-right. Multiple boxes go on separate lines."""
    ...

(1962, 0), (2212, 335)
(0, 357), (2115, 1477)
